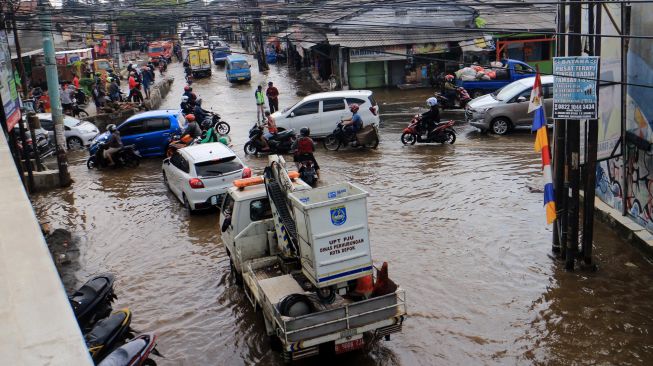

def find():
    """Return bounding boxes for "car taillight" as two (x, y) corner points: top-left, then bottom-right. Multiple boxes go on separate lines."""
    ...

(189, 178), (204, 189)
(369, 106), (377, 116)
(242, 167), (252, 178)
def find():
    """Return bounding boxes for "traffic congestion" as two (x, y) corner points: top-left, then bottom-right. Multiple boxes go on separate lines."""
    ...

(23, 25), (653, 364)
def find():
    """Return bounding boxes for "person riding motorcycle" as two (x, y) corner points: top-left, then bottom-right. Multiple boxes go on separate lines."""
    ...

(421, 97), (441, 135)
(341, 103), (363, 141)
(443, 74), (457, 101)
(183, 85), (197, 104)
(183, 114), (202, 139)
(192, 98), (209, 123)
(103, 124), (122, 166)
(180, 95), (192, 115)
(291, 127), (320, 178)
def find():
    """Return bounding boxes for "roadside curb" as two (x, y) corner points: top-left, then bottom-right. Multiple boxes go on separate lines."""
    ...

(592, 196), (653, 257)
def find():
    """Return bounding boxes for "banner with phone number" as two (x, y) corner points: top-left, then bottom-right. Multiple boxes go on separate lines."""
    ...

(0, 30), (21, 131)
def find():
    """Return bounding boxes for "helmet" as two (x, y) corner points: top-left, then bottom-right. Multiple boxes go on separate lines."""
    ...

(300, 127), (310, 136)
(426, 97), (438, 107)
(181, 95), (189, 102)
(445, 74), (454, 82)
(184, 85), (191, 91)
(106, 124), (117, 132)
(349, 103), (359, 112)
(186, 114), (196, 122)
(201, 119), (211, 130)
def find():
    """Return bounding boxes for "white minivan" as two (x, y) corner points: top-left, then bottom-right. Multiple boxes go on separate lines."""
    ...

(272, 90), (380, 138)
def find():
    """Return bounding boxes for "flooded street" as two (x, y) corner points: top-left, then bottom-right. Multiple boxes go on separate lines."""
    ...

(32, 54), (653, 365)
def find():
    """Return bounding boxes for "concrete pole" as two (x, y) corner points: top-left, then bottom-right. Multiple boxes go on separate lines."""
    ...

(38, 0), (70, 186)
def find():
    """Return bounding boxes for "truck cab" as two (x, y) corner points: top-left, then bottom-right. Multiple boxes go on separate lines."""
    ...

(219, 156), (406, 362)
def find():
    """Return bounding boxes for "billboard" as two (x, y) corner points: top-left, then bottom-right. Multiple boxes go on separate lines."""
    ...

(0, 30), (20, 131)
(553, 56), (599, 119)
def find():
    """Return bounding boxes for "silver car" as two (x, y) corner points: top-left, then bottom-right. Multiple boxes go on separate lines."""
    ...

(36, 114), (100, 149)
(467, 75), (553, 134)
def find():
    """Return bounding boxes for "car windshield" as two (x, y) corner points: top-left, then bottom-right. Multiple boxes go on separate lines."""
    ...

(494, 81), (529, 101)
(230, 61), (248, 69)
(149, 47), (164, 53)
(96, 61), (111, 70)
(195, 156), (242, 177)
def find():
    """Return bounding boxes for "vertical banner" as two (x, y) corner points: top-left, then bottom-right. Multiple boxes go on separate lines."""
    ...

(0, 30), (21, 131)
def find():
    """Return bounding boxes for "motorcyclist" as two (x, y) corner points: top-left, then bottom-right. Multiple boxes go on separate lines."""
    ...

(291, 127), (320, 179)
(183, 85), (197, 104)
(192, 98), (209, 123)
(420, 97), (441, 135)
(180, 95), (192, 115)
(108, 77), (120, 102)
(262, 111), (277, 139)
(103, 124), (122, 166)
(341, 103), (363, 141)
(443, 74), (457, 101)
(183, 114), (202, 139)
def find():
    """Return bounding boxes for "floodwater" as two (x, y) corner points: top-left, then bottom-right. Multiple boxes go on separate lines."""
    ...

(32, 52), (653, 365)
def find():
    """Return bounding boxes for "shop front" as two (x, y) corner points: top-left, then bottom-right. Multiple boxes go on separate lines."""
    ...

(347, 45), (407, 89)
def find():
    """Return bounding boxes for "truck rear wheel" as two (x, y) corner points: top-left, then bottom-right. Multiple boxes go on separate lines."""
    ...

(230, 258), (243, 287)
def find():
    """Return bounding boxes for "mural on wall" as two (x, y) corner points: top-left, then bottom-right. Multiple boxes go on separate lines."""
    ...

(595, 3), (653, 232)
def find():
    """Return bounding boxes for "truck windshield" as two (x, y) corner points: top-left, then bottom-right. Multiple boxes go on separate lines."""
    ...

(149, 47), (164, 53)
(231, 61), (248, 69)
(195, 156), (242, 177)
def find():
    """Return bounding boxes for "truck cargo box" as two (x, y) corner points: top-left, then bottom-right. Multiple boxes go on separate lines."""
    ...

(288, 183), (372, 288)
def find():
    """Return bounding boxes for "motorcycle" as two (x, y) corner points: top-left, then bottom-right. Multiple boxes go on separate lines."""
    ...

(85, 308), (133, 363)
(323, 122), (379, 151)
(165, 134), (197, 158)
(297, 156), (318, 187)
(15, 129), (56, 160)
(97, 333), (162, 366)
(244, 124), (295, 155)
(400, 116), (456, 145)
(69, 273), (117, 331)
(434, 87), (471, 109)
(87, 139), (141, 169)
(203, 112), (230, 135)
(70, 100), (89, 118)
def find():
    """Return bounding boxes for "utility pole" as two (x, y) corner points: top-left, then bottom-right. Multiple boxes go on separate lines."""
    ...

(38, 0), (70, 187)
(250, 0), (269, 72)
(581, 0), (602, 267)
(565, 0), (583, 271)
(552, 0), (567, 257)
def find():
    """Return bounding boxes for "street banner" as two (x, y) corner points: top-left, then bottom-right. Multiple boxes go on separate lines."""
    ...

(0, 30), (21, 131)
(553, 56), (599, 119)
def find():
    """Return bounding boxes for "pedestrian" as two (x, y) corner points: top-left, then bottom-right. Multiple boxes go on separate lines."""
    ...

(108, 78), (120, 101)
(72, 74), (80, 89)
(93, 82), (106, 109)
(128, 72), (143, 103)
(142, 67), (152, 99)
(60, 83), (73, 114)
(254, 85), (265, 122)
(266, 81), (279, 113)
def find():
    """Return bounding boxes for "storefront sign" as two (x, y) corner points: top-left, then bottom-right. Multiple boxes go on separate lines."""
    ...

(553, 56), (600, 119)
(349, 46), (406, 63)
(0, 30), (21, 131)
(412, 42), (449, 55)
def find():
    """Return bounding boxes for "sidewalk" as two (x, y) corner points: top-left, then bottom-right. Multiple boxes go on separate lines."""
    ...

(593, 197), (653, 257)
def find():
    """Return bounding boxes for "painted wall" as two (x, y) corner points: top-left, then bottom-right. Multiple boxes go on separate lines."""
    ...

(595, 3), (653, 231)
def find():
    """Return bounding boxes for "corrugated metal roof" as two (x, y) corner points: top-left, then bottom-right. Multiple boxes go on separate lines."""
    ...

(327, 31), (481, 48)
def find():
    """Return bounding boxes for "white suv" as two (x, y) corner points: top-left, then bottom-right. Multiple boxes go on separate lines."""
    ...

(162, 142), (250, 213)
(272, 90), (380, 138)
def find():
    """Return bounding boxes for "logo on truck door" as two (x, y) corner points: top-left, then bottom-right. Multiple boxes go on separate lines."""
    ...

(330, 206), (347, 226)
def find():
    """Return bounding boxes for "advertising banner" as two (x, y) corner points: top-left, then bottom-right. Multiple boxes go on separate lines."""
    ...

(553, 56), (600, 119)
(0, 30), (21, 131)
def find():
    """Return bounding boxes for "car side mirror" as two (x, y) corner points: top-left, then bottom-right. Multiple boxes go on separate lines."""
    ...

(289, 112), (295, 118)
(517, 96), (527, 103)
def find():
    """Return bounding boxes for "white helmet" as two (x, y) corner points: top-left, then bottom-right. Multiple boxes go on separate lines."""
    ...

(426, 97), (438, 107)
(181, 95), (189, 102)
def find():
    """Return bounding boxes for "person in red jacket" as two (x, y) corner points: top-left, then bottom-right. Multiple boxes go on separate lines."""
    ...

(266, 81), (279, 113)
(291, 127), (319, 178)
(72, 74), (80, 89)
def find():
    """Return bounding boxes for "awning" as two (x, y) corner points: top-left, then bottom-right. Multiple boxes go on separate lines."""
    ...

(11, 48), (43, 60)
(459, 36), (495, 52)
(56, 48), (93, 55)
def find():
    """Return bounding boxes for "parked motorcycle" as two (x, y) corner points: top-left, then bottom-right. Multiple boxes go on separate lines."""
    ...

(75, 88), (88, 105)
(244, 124), (295, 155)
(434, 87), (471, 109)
(87, 140), (141, 169)
(70, 100), (89, 118)
(323, 122), (379, 151)
(69, 273), (117, 331)
(97, 333), (162, 366)
(85, 308), (133, 363)
(15, 129), (56, 160)
(400, 116), (456, 145)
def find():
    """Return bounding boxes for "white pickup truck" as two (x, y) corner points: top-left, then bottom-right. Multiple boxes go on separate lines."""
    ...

(219, 155), (406, 362)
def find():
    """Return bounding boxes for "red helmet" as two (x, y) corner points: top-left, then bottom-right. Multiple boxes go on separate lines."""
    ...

(349, 103), (359, 112)
(184, 85), (191, 91)
(445, 74), (454, 82)
(186, 114), (195, 121)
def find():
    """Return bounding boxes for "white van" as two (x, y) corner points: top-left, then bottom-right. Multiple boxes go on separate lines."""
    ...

(272, 90), (380, 138)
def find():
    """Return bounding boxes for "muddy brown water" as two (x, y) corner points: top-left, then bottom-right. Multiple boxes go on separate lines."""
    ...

(32, 54), (653, 365)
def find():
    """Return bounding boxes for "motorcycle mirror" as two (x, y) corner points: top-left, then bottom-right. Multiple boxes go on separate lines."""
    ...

(164, 158), (170, 165)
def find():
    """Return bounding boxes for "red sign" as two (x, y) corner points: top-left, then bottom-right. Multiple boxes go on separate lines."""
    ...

(335, 338), (364, 354)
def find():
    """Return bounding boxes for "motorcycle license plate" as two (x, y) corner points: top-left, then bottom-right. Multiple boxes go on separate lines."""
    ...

(335, 337), (364, 354)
